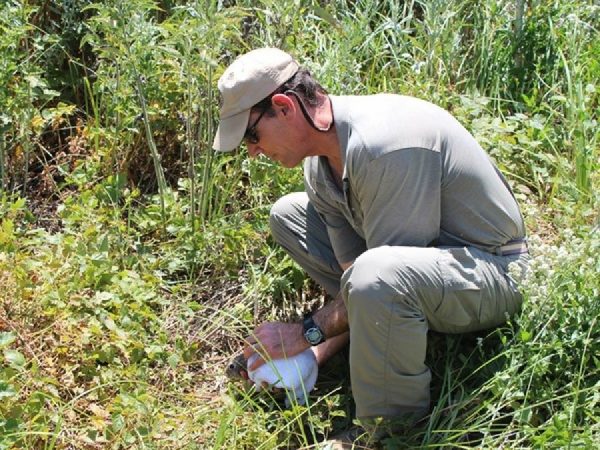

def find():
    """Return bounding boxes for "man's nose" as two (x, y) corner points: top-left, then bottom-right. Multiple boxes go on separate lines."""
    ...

(247, 143), (262, 158)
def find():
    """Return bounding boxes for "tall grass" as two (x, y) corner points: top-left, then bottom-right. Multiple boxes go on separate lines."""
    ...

(0, 0), (598, 448)
(0, 2), (59, 195)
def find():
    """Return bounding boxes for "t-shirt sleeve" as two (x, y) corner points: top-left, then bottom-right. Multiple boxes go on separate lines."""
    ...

(356, 148), (441, 248)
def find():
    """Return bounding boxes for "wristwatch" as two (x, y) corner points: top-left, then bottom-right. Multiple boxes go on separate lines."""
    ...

(303, 314), (326, 346)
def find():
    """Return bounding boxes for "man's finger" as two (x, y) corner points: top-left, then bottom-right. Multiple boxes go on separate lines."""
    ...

(248, 353), (266, 371)
(243, 341), (260, 359)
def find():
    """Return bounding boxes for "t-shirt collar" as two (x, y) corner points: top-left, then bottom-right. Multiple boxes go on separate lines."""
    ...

(325, 95), (349, 180)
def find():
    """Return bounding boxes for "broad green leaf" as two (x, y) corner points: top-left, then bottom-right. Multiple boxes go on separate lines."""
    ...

(167, 354), (180, 368)
(0, 382), (17, 399)
(4, 349), (26, 368)
(103, 317), (117, 331)
(519, 330), (532, 342)
(0, 332), (16, 348)
(111, 414), (125, 432)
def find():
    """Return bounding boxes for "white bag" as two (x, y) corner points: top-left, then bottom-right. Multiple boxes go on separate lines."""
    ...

(247, 348), (318, 406)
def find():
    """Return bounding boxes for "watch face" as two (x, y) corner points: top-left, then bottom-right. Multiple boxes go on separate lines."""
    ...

(305, 327), (323, 345)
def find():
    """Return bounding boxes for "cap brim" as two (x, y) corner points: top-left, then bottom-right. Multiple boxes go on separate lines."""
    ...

(212, 109), (250, 152)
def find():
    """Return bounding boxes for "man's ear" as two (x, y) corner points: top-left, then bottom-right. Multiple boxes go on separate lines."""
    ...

(271, 93), (295, 117)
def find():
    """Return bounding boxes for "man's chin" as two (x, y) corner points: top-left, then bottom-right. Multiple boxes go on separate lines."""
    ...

(280, 158), (302, 169)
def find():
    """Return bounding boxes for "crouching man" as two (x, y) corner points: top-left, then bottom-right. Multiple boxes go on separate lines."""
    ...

(212, 47), (528, 446)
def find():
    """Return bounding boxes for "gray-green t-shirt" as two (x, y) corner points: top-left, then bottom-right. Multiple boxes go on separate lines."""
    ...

(303, 94), (525, 264)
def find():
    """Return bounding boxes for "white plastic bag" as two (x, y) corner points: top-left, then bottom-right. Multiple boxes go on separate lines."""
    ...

(247, 348), (318, 406)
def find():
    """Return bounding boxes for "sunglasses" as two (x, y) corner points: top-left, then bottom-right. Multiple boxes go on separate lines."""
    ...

(243, 107), (268, 145)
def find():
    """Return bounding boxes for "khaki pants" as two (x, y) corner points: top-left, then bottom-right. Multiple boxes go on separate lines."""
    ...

(270, 192), (528, 419)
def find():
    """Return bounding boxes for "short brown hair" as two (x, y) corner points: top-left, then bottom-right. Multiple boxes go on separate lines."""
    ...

(252, 68), (328, 113)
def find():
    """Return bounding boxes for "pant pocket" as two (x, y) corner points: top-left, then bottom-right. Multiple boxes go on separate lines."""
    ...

(433, 248), (485, 332)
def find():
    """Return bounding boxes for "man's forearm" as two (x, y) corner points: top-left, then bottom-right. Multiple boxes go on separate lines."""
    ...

(312, 291), (349, 340)
(312, 331), (349, 366)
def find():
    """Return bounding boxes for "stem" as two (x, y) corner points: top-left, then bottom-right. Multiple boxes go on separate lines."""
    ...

(199, 64), (214, 225)
(21, 126), (30, 198)
(183, 35), (198, 276)
(134, 73), (168, 229)
(0, 131), (5, 192)
(514, 0), (526, 70)
(186, 53), (197, 235)
(116, 1), (168, 229)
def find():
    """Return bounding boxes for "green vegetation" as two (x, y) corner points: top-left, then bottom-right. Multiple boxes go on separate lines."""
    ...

(0, 0), (598, 448)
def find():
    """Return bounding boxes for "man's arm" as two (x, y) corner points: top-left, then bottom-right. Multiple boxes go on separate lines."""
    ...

(244, 262), (353, 370)
(311, 291), (349, 340)
(312, 331), (349, 367)
(307, 291), (350, 367)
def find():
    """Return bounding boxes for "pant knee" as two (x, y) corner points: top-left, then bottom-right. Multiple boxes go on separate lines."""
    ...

(342, 248), (386, 305)
(342, 246), (439, 312)
(269, 192), (306, 245)
(270, 192), (305, 220)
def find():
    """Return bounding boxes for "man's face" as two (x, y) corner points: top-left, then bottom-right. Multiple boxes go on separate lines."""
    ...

(243, 97), (307, 168)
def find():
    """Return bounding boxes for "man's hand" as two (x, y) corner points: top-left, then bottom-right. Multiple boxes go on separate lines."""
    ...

(243, 292), (351, 371)
(243, 321), (308, 371)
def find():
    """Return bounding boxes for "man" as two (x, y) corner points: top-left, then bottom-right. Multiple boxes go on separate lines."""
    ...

(213, 47), (528, 444)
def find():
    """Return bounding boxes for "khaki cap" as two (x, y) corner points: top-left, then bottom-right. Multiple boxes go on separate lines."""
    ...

(212, 48), (299, 152)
